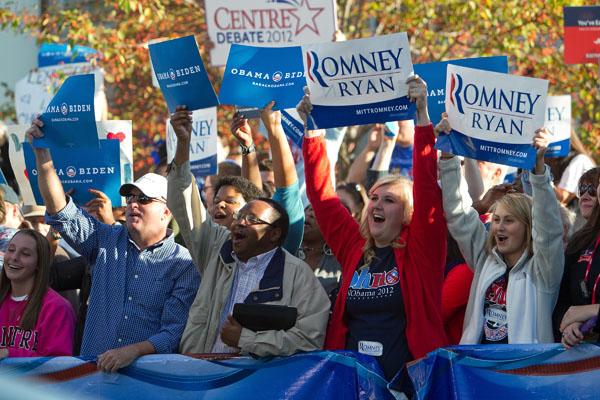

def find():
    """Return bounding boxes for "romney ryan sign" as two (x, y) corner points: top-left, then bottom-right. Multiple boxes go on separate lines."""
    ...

(302, 32), (416, 129)
(437, 65), (548, 169)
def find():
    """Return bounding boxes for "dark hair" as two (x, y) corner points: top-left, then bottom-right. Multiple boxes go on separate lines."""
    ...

(214, 176), (264, 202)
(336, 182), (368, 213)
(256, 197), (289, 247)
(566, 167), (600, 255)
(0, 229), (53, 330)
(578, 167), (600, 188)
(217, 161), (242, 177)
(259, 159), (273, 172)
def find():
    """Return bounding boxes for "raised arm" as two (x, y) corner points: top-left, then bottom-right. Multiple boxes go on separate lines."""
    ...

(529, 128), (565, 291)
(437, 116), (489, 271)
(27, 118), (103, 262)
(406, 76), (447, 271)
(230, 113), (262, 190)
(297, 89), (364, 266)
(26, 119), (66, 214)
(261, 101), (304, 254)
(346, 127), (380, 186)
(168, 106), (230, 273)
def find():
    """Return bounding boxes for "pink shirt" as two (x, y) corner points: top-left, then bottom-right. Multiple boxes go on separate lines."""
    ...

(0, 288), (75, 357)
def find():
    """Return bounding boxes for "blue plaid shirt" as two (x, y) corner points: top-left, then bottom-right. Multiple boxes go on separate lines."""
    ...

(46, 198), (200, 356)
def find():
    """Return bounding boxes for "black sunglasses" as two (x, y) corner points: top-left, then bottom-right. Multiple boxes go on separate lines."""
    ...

(126, 194), (166, 205)
(577, 183), (598, 198)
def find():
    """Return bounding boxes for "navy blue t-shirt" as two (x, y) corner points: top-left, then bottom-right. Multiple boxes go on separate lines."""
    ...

(345, 246), (411, 380)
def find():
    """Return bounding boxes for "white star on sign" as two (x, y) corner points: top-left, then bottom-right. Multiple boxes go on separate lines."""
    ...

(289, 0), (324, 36)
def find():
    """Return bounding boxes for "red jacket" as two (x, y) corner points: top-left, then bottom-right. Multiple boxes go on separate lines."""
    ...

(303, 124), (448, 359)
(442, 263), (474, 345)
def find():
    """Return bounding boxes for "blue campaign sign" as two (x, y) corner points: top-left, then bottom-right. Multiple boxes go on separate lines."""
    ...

(38, 43), (99, 67)
(23, 139), (122, 205)
(149, 35), (219, 113)
(280, 109), (305, 149)
(438, 65), (548, 169)
(219, 44), (306, 110)
(35, 74), (99, 149)
(414, 56), (509, 126)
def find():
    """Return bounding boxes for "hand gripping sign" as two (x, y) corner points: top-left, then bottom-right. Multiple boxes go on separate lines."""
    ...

(8, 121), (133, 207)
(302, 32), (416, 129)
(437, 65), (548, 169)
(35, 74), (99, 149)
(166, 107), (218, 178)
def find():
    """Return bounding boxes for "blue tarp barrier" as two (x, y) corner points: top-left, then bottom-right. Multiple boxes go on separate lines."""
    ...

(407, 343), (600, 400)
(0, 351), (393, 399)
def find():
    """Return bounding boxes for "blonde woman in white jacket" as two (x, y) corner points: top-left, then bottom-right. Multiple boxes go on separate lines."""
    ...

(437, 117), (564, 344)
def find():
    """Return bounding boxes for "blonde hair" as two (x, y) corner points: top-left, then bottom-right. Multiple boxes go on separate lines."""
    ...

(360, 175), (413, 264)
(485, 193), (533, 257)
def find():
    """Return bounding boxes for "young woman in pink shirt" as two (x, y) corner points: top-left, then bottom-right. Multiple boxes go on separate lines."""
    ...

(0, 229), (75, 357)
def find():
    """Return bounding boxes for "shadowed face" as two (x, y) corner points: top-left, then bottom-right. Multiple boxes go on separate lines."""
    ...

(230, 200), (281, 262)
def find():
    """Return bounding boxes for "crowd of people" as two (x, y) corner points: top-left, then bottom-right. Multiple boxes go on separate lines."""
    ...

(0, 70), (598, 395)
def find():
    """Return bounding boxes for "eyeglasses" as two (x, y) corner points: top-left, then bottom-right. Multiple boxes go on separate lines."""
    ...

(232, 212), (274, 226)
(126, 194), (166, 205)
(577, 183), (598, 198)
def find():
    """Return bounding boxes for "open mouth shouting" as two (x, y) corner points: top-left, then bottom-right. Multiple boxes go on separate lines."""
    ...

(372, 213), (386, 223)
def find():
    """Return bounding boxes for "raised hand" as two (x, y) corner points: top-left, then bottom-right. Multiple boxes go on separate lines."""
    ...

(260, 101), (282, 133)
(170, 105), (193, 143)
(406, 75), (429, 126)
(230, 112), (254, 147)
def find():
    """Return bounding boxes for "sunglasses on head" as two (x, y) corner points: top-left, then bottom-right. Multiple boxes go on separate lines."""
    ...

(126, 194), (166, 205)
(577, 183), (598, 198)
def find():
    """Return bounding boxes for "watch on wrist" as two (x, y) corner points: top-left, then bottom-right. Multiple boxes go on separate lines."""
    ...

(240, 142), (256, 155)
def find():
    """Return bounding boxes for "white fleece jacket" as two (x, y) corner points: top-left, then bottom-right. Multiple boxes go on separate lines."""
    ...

(439, 157), (564, 344)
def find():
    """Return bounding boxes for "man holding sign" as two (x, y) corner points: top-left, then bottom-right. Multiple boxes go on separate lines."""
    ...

(25, 119), (200, 372)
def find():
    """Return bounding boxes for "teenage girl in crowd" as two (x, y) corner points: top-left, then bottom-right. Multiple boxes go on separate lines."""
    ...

(0, 229), (75, 356)
(437, 117), (564, 344)
(297, 76), (447, 381)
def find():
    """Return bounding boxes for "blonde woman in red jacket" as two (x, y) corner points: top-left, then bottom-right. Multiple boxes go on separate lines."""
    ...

(296, 76), (447, 382)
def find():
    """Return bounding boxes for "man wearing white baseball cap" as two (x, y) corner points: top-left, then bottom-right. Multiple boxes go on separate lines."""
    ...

(26, 118), (200, 372)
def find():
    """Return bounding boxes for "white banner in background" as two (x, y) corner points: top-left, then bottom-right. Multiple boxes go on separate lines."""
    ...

(205, 0), (337, 66)
(544, 95), (571, 158)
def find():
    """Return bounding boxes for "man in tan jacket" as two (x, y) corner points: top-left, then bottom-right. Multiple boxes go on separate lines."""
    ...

(168, 106), (329, 356)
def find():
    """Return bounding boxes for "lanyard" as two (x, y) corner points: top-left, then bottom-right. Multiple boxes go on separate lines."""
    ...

(582, 234), (600, 304)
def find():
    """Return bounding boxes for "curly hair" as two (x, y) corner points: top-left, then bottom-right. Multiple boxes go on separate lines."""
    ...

(213, 175), (264, 202)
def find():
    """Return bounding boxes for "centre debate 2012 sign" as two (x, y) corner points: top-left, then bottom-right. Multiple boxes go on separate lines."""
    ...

(205, 0), (337, 66)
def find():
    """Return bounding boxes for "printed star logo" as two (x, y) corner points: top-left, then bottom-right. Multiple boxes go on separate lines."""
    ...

(289, 0), (324, 36)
